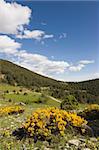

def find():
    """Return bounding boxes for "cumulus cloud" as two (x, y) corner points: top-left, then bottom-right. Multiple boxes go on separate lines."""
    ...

(69, 64), (85, 72)
(0, 0), (54, 41)
(16, 29), (54, 40)
(0, 35), (94, 77)
(68, 60), (94, 72)
(0, 35), (21, 54)
(16, 30), (45, 40)
(0, 0), (31, 34)
(0, 35), (69, 75)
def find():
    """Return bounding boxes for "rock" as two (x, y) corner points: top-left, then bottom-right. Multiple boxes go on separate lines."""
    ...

(34, 148), (39, 150)
(90, 137), (97, 142)
(82, 124), (94, 136)
(79, 138), (86, 142)
(34, 148), (40, 150)
(22, 144), (27, 150)
(68, 139), (81, 146)
(17, 102), (26, 106)
(65, 143), (69, 148)
(82, 148), (91, 150)
(79, 143), (86, 147)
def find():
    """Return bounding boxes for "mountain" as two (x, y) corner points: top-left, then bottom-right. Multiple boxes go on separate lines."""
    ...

(0, 59), (99, 103)
(0, 59), (68, 89)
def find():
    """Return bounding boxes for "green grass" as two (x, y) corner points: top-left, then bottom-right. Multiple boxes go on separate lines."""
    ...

(0, 84), (60, 107)
(3, 93), (59, 107)
(0, 84), (22, 92)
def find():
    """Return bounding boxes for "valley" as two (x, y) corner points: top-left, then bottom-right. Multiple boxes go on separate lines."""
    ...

(0, 60), (99, 149)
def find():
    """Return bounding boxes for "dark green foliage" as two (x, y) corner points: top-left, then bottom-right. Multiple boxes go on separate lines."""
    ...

(69, 80), (99, 100)
(61, 95), (78, 110)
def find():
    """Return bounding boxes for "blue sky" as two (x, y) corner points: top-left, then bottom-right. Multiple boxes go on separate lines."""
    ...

(0, 0), (99, 81)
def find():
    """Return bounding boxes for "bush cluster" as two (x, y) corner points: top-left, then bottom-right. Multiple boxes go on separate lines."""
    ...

(79, 104), (99, 120)
(0, 105), (24, 116)
(22, 107), (87, 141)
(61, 95), (78, 110)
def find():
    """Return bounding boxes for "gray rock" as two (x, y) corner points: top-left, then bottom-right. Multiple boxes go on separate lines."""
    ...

(82, 148), (91, 150)
(90, 137), (97, 142)
(17, 102), (26, 106)
(79, 138), (86, 142)
(65, 143), (69, 148)
(34, 148), (39, 150)
(68, 139), (81, 146)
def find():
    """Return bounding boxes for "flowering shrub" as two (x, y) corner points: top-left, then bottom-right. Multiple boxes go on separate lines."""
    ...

(79, 104), (99, 120)
(22, 107), (87, 141)
(0, 105), (24, 116)
(85, 104), (99, 111)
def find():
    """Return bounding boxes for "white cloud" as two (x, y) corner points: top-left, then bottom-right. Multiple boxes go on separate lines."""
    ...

(92, 73), (99, 78)
(0, 35), (95, 79)
(59, 33), (67, 39)
(79, 60), (94, 65)
(43, 34), (54, 39)
(55, 73), (99, 82)
(69, 64), (85, 72)
(0, 35), (21, 54)
(0, 35), (69, 75)
(0, 0), (54, 42)
(0, 0), (31, 34)
(16, 29), (54, 40)
(68, 60), (94, 72)
(17, 30), (45, 40)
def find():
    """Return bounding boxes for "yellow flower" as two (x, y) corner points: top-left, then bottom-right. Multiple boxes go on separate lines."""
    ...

(23, 107), (87, 138)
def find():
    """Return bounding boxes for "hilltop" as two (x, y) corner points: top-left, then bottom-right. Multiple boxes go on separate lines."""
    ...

(0, 59), (67, 89)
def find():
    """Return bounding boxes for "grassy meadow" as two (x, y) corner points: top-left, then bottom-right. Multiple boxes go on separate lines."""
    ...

(0, 84), (61, 149)
(0, 84), (99, 150)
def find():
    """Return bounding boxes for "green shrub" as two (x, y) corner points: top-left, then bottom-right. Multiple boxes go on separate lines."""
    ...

(61, 95), (78, 110)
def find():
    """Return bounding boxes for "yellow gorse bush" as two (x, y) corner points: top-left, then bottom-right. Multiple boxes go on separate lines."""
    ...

(79, 104), (99, 120)
(0, 105), (24, 116)
(23, 107), (87, 138)
(85, 104), (99, 112)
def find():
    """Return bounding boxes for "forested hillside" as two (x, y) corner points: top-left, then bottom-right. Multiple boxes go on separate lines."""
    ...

(0, 59), (67, 88)
(0, 59), (99, 103)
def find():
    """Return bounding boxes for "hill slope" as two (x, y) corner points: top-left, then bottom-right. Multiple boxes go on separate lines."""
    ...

(0, 59), (99, 103)
(0, 59), (67, 89)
